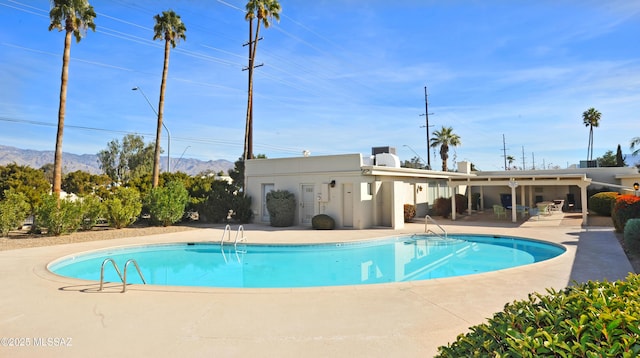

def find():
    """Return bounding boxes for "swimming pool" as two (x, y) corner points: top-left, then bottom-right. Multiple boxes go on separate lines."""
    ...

(48, 234), (565, 288)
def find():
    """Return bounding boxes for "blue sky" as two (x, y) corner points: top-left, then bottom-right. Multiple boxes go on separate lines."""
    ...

(1, 0), (639, 170)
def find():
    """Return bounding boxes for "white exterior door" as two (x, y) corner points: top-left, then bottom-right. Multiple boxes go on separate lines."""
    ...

(262, 184), (274, 222)
(342, 183), (354, 227)
(301, 184), (315, 224)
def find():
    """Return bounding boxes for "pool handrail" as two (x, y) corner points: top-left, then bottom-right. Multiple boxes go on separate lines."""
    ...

(424, 215), (447, 239)
(99, 258), (146, 293)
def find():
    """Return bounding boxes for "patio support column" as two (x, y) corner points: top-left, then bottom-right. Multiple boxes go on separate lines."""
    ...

(511, 185), (518, 222)
(467, 186), (472, 216)
(451, 185), (457, 221)
(580, 184), (589, 226)
(479, 186), (484, 212)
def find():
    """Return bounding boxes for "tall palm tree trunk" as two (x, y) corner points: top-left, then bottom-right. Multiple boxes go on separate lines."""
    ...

(53, 29), (72, 202)
(153, 39), (170, 188)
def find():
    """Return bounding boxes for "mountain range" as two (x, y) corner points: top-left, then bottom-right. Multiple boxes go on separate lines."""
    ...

(0, 145), (234, 176)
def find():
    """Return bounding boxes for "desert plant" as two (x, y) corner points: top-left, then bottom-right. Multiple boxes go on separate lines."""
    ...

(266, 190), (296, 227)
(0, 189), (30, 237)
(588, 191), (619, 216)
(36, 194), (83, 236)
(404, 204), (416, 222)
(147, 181), (189, 226)
(436, 273), (640, 357)
(78, 194), (105, 230)
(612, 195), (640, 233)
(624, 219), (640, 251)
(432, 197), (451, 218)
(312, 214), (335, 230)
(103, 186), (142, 229)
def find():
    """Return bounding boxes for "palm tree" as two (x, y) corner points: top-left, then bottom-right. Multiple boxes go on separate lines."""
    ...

(430, 126), (461, 172)
(48, 0), (96, 201)
(582, 107), (601, 162)
(152, 10), (186, 188)
(631, 137), (640, 156)
(506, 155), (516, 170)
(243, 0), (281, 161)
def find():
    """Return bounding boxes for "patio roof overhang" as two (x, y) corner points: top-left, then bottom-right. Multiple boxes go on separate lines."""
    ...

(448, 173), (592, 188)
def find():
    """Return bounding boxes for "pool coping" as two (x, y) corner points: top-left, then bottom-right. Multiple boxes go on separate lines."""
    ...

(0, 215), (634, 357)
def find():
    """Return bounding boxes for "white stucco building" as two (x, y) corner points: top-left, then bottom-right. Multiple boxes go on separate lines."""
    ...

(244, 150), (640, 229)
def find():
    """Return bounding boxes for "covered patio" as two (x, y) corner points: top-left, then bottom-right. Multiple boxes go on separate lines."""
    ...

(448, 173), (592, 225)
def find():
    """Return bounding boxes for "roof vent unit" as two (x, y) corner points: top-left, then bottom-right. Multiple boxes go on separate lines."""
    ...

(375, 153), (400, 167)
(371, 146), (396, 156)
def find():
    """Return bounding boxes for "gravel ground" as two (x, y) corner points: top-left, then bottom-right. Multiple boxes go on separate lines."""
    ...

(0, 222), (209, 251)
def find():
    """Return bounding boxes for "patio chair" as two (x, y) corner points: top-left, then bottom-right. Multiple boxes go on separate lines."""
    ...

(516, 205), (529, 218)
(536, 202), (551, 216)
(493, 205), (507, 219)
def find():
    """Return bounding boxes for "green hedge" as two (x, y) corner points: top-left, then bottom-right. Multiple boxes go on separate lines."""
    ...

(588, 191), (619, 216)
(436, 274), (640, 357)
(624, 219), (640, 251)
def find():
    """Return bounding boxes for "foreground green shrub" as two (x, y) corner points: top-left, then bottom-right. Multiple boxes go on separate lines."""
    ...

(147, 181), (189, 227)
(624, 218), (640, 251)
(36, 194), (83, 236)
(0, 189), (29, 236)
(588, 191), (619, 216)
(612, 195), (640, 233)
(436, 274), (640, 357)
(78, 194), (105, 231)
(266, 190), (296, 227)
(312, 214), (335, 230)
(104, 187), (142, 229)
(230, 194), (253, 223)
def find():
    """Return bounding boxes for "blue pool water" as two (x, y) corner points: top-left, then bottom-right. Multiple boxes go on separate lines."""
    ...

(48, 234), (565, 288)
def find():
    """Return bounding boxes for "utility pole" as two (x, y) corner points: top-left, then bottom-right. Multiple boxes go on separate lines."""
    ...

(502, 134), (508, 170)
(521, 146), (526, 170)
(242, 19), (263, 160)
(419, 86), (434, 169)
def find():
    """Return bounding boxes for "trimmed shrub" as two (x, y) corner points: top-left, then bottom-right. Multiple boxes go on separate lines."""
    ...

(612, 195), (640, 233)
(432, 197), (451, 218)
(230, 194), (253, 224)
(404, 204), (416, 222)
(0, 189), (29, 237)
(436, 273), (640, 357)
(624, 219), (640, 251)
(147, 181), (189, 227)
(312, 214), (335, 230)
(104, 186), (142, 229)
(266, 190), (296, 227)
(36, 194), (83, 236)
(588, 191), (619, 216)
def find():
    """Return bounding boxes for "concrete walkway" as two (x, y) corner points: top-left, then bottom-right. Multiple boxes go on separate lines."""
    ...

(0, 212), (633, 357)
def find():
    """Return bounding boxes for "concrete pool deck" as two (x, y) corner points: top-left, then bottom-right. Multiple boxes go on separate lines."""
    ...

(0, 212), (634, 357)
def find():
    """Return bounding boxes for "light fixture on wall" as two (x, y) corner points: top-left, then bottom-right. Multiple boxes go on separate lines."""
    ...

(330, 180), (336, 188)
(634, 182), (639, 196)
(417, 185), (423, 192)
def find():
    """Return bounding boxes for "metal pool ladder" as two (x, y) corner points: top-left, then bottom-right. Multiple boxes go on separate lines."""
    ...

(99, 258), (146, 293)
(220, 224), (247, 248)
(424, 215), (447, 239)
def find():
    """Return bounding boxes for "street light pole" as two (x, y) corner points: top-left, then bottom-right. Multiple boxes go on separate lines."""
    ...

(132, 86), (171, 172)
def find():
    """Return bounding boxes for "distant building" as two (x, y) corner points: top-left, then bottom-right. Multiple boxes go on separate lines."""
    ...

(245, 149), (640, 229)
